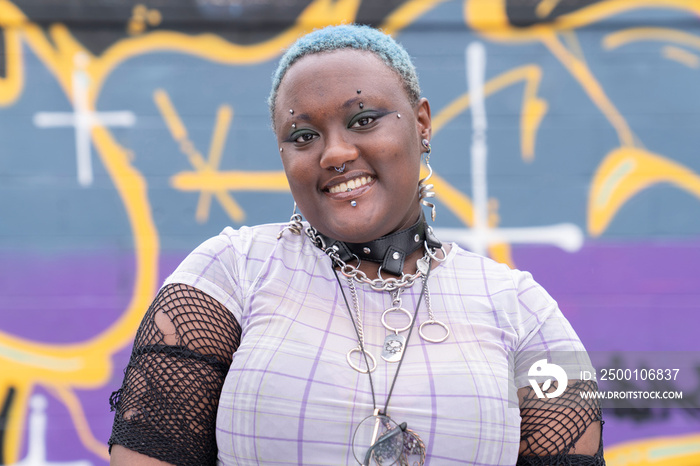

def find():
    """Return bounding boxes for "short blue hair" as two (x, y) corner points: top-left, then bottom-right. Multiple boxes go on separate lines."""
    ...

(268, 24), (421, 118)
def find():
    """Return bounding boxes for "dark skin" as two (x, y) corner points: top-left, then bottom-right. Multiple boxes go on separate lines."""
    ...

(273, 49), (447, 278)
(112, 48), (599, 464)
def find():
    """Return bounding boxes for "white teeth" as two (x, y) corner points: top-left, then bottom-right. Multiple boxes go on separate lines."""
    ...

(329, 176), (373, 194)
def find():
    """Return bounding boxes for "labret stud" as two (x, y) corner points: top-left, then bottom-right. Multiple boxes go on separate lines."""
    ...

(350, 201), (357, 207)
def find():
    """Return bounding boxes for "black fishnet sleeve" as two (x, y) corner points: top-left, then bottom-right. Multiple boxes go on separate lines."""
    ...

(109, 283), (242, 466)
(517, 379), (605, 465)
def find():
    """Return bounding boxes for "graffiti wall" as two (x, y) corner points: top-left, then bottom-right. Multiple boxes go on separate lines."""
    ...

(1, 0), (699, 463)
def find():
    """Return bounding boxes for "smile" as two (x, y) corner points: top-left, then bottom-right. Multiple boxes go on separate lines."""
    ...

(327, 176), (374, 194)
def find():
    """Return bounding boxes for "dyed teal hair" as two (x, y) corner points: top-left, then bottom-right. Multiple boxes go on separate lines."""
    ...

(268, 24), (421, 118)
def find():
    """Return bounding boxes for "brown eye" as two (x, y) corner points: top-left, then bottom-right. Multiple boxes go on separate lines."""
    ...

(350, 115), (375, 128)
(292, 132), (317, 143)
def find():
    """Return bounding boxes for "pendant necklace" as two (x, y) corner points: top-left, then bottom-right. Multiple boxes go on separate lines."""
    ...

(333, 264), (432, 465)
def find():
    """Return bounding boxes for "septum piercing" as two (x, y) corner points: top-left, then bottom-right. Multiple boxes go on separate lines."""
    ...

(334, 163), (346, 173)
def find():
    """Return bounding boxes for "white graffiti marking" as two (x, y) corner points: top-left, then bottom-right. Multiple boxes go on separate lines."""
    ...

(435, 42), (583, 255)
(33, 52), (136, 187)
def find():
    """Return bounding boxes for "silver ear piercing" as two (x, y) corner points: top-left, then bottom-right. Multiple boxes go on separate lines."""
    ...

(277, 202), (303, 238)
(334, 163), (346, 173)
(419, 139), (437, 221)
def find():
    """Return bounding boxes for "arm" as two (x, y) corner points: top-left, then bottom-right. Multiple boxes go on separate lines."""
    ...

(109, 283), (241, 465)
(517, 379), (605, 465)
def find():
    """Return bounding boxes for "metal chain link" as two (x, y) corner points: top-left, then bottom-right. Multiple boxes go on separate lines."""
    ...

(305, 227), (428, 292)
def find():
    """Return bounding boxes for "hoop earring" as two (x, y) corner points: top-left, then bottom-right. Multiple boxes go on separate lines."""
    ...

(419, 140), (437, 221)
(277, 202), (304, 239)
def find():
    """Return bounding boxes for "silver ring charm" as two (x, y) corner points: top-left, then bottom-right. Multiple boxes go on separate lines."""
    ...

(347, 347), (377, 373)
(381, 306), (414, 333)
(335, 163), (346, 173)
(424, 242), (447, 262)
(419, 319), (450, 343)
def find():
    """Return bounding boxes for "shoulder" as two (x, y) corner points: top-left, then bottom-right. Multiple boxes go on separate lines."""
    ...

(442, 242), (533, 289)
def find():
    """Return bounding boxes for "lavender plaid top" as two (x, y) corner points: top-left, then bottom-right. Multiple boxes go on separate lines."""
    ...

(164, 223), (588, 465)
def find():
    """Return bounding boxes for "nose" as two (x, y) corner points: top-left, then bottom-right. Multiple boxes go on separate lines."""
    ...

(319, 131), (359, 170)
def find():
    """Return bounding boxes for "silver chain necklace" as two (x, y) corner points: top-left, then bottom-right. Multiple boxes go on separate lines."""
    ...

(305, 226), (442, 292)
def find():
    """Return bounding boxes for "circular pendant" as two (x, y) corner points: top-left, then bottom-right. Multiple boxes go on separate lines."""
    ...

(352, 414), (404, 465)
(381, 306), (413, 333)
(347, 347), (377, 373)
(418, 319), (450, 343)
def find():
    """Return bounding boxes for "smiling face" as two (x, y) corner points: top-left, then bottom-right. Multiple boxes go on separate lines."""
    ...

(274, 49), (431, 243)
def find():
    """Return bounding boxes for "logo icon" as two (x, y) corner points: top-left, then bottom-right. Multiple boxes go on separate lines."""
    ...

(528, 359), (568, 398)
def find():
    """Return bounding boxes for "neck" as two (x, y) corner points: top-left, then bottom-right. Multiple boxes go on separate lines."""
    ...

(312, 212), (442, 278)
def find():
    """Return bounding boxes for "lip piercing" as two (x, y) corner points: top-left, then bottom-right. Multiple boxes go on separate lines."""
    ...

(397, 114), (401, 118)
(334, 163), (346, 173)
(292, 123), (296, 129)
(289, 109), (294, 114)
(357, 89), (361, 94)
(350, 201), (357, 207)
(359, 102), (364, 109)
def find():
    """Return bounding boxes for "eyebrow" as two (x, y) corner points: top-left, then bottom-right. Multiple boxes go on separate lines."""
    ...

(342, 97), (362, 109)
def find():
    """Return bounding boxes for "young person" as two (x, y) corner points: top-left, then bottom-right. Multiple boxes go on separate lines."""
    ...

(109, 24), (603, 465)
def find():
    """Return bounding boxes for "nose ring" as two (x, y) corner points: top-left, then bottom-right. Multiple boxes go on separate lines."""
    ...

(334, 163), (346, 173)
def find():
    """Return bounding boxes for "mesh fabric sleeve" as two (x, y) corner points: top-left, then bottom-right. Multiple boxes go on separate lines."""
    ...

(517, 379), (605, 465)
(109, 283), (241, 466)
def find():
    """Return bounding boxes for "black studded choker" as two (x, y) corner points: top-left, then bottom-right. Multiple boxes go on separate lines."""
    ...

(313, 213), (441, 277)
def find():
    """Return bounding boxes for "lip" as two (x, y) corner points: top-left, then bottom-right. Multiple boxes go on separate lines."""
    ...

(322, 171), (375, 200)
